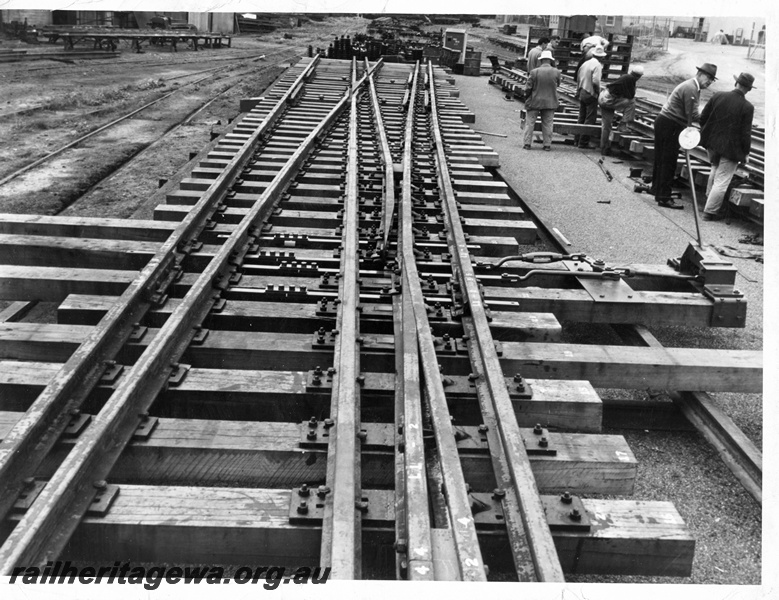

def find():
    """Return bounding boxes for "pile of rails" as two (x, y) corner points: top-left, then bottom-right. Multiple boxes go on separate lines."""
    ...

(321, 33), (435, 63)
(489, 66), (764, 221)
(0, 56), (761, 580)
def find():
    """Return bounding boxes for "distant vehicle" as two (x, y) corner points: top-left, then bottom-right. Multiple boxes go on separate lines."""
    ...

(147, 16), (197, 33)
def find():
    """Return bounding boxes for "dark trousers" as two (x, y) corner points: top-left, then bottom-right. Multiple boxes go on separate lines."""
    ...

(651, 114), (685, 200)
(577, 90), (598, 146)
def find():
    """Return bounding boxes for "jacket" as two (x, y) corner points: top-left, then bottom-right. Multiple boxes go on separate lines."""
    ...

(606, 72), (639, 99)
(524, 64), (561, 110)
(660, 78), (701, 126)
(526, 45), (544, 72)
(576, 57), (602, 96)
(700, 89), (754, 162)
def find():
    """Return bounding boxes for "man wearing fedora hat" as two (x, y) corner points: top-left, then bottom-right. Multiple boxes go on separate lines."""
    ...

(650, 63), (717, 209)
(699, 72), (755, 220)
(575, 46), (606, 149)
(523, 50), (561, 151)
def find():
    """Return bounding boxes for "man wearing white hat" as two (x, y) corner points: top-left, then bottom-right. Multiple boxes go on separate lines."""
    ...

(598, 64), (644, 155)
(699, 71), (755, 220)
(575, 46), (606, 149)
(522, 50), (561, 151)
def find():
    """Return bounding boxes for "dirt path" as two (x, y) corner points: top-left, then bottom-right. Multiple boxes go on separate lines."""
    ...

(0, 16), (371, 218)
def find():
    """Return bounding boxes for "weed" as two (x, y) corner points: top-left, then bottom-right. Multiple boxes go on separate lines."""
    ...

(631, 47), (668, 63)
(12, 118), (49, 133)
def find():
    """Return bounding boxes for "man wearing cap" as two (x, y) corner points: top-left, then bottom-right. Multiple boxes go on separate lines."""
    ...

(598, 64), (644, 156)
(526, 37), (550, 73)
(650, 63), (717, 209)
(523, 50), (561, 151)
(575, 46), (606, 149)
(573, 34), (609, 80)
(699, 72), (755, 220)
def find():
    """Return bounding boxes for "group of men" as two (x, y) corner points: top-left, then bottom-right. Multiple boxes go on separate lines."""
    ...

(522, 34), (756, 221)
(651, 63), (755, 218)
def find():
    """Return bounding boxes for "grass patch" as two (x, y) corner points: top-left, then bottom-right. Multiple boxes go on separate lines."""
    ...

(39, 79), (166, 112)
(631, 47), (668, 63)
(13, 118), (50, 133)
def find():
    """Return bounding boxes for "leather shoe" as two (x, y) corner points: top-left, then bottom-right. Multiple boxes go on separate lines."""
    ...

(702, 212), (723, 221)
(657, 199), (684, 210)
(543, 146), (551, 151)
(523, 144), (531, 150)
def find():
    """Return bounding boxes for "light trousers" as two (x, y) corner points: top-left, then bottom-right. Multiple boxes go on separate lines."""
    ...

(598, 92), (636, 151)
(524, 108), (555, 147)
(703, 150), (739, 214)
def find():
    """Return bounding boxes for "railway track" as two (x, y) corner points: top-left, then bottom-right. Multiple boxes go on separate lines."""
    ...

(0, 56), (285, 190)
(0, 56), (762, 580)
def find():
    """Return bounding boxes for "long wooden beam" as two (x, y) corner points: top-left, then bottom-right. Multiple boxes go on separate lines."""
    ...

(5, 484), (694, 577)
(0, 326), (762, 393)
(0, 412), (636, 495)
(0, 362), (604, 432)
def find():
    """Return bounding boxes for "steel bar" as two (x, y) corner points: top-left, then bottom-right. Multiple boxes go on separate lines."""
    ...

(428, 61), (564, 582)
(402, 62), (486, 581)
(321, 57), (363, 579)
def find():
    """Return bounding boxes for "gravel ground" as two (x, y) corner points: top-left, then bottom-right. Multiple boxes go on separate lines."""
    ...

(450, 50), (765, 585)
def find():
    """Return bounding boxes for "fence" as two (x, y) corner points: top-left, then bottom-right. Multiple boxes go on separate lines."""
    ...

(622, 16), (671, 53)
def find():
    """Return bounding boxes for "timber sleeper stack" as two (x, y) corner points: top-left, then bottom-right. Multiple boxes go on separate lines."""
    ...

(0, 56), (762, 580)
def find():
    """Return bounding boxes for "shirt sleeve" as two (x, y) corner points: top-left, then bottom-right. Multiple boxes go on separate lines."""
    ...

(525, 70), (535, 96)
(686, 83), (701, 124)
(593, 63), (602, 91)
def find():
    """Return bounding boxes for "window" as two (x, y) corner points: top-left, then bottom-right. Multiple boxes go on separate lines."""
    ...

(605, 16), (616, 27)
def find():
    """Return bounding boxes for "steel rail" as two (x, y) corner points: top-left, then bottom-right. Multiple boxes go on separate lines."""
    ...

(390, 62), (435, 581)
(427, 61), (565, 582)
(0, 56), (323, 535)
(400, 62), (486, 581)
(0, 56), (352, 571)
(612, 324), (762, 504)
(320, 56), (363, 579)
(368, 62), (397, 259)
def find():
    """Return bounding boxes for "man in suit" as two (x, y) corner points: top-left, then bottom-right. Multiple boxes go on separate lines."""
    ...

(522, 50), (561, 151)
(526, 37), (550, 73)
(651, 63), (717, 209)
(699, 72), (755, 220)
